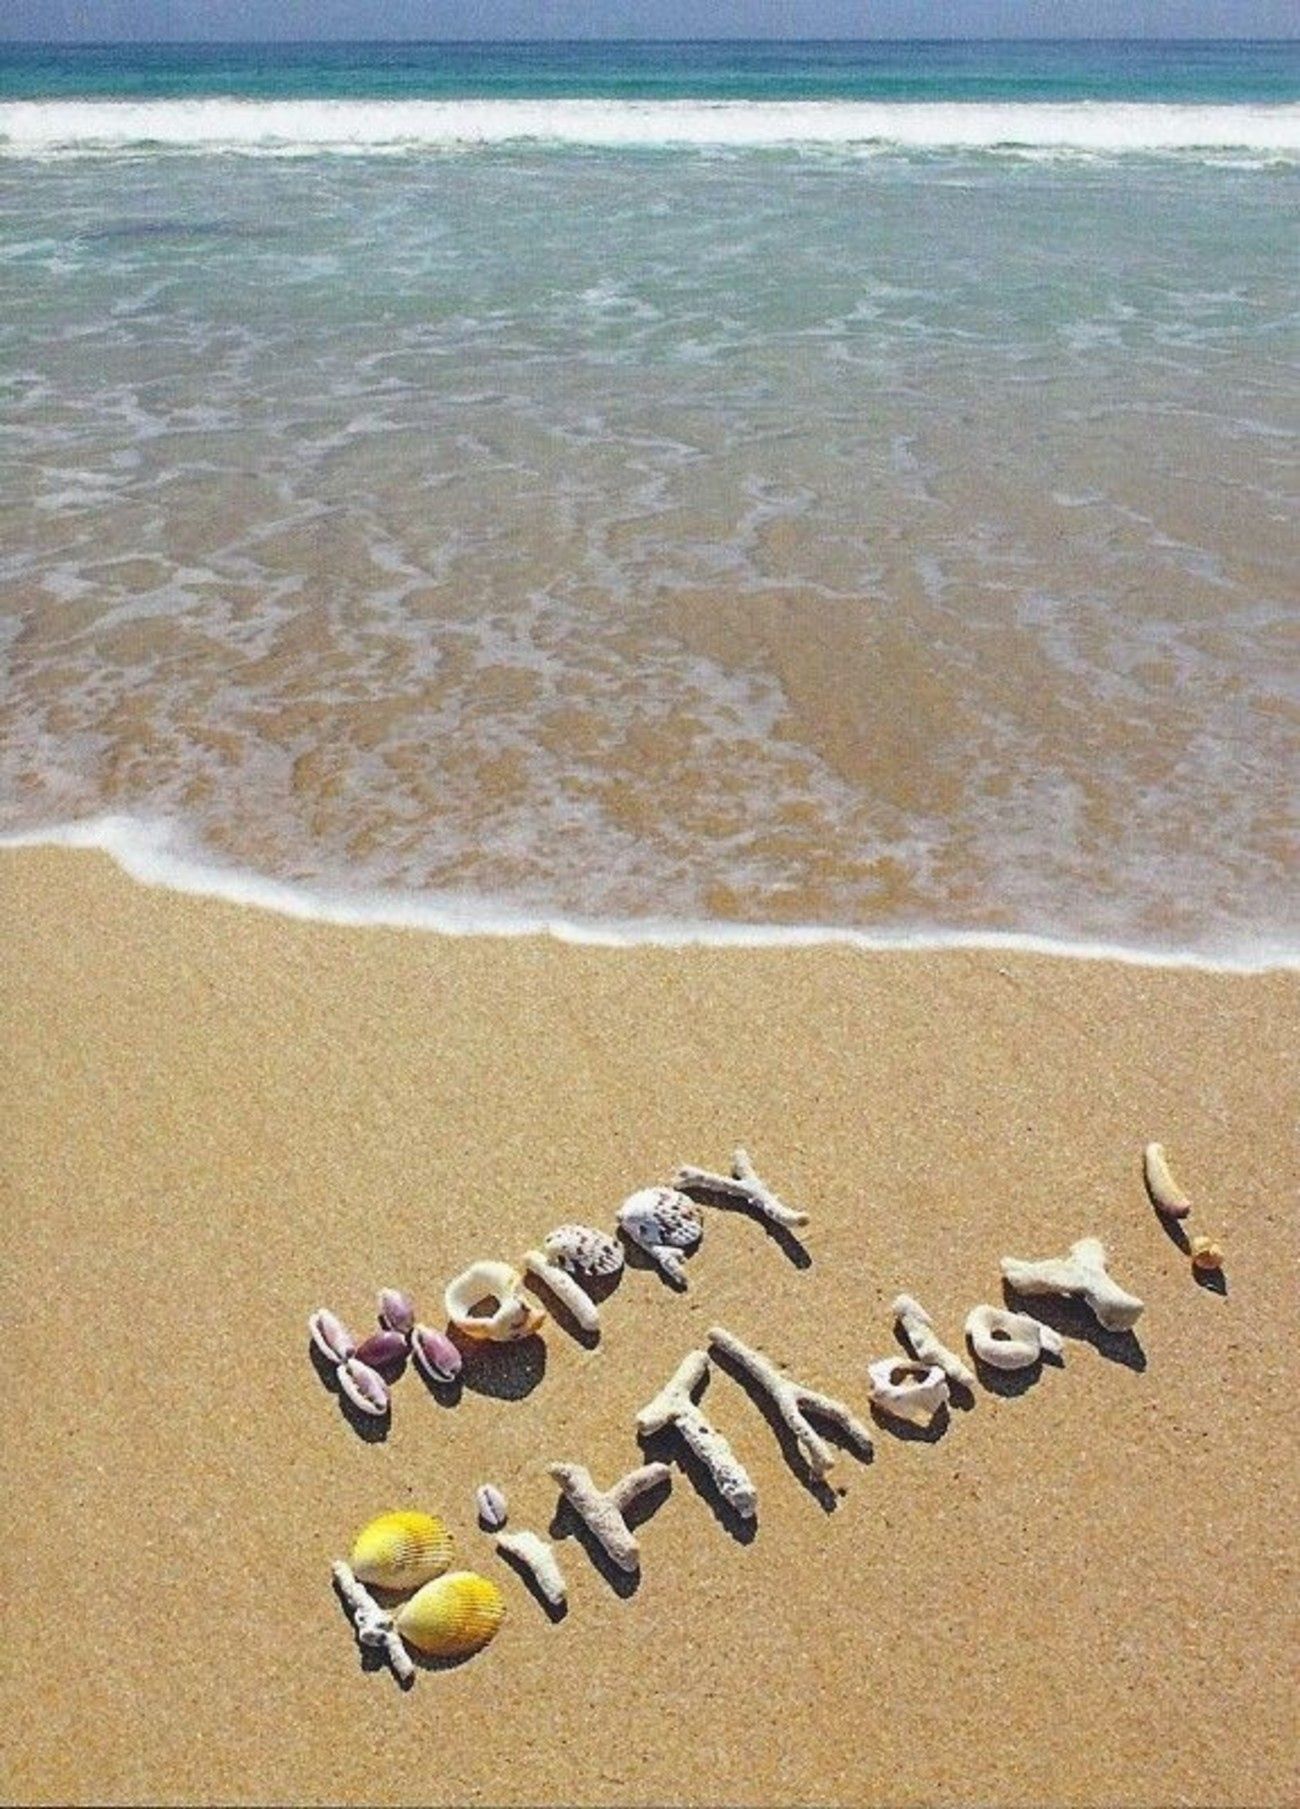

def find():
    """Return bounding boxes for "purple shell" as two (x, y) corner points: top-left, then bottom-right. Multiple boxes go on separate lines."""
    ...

(378, 1287), (416, 1335)
(336, 1356), (389, 1417)
(353, 1330), (408, 1373)
(411, 1323), (462, 1384)
(308, 1308), (356, 1365)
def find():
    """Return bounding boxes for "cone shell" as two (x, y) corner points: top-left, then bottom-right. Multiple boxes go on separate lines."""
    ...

(543, 1223), (624, 1278)
(411, 1323), (462, 1383)
(353, 1329), (408, 1373)
(395, 1571), (506, 1659)
(378, 1287), (416, 1335)
(350, 1511), (455, 1591)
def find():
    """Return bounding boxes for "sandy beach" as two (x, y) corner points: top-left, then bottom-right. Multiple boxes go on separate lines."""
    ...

(2, 842), (1296, 1807)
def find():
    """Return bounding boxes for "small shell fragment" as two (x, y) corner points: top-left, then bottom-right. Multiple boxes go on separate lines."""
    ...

(337, 1356), (390, 1417)
(378, 1288), (416, 1335)
(353, 1330), (409, 1373)
(411, 1323), (463, 1383)
(1144, 1142), (1192, 1218)
(394, 1571), (506, 1659)
(308, 1308), (356, 1366)
(351, 1511), (454, 1591)
(476, 1483), (508, 1530)
(542, 1224), (624, 1279)
(1190, 1235), (1224, 1273)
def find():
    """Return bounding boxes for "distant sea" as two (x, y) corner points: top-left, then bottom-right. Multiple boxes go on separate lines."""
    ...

(2, 41), (1297, 963)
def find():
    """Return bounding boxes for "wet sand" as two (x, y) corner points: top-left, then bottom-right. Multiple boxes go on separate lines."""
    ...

(2, 844), (1297, 1808)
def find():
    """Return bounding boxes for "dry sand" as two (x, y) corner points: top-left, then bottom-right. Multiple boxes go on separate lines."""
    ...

(2, 844), (1297, 1808)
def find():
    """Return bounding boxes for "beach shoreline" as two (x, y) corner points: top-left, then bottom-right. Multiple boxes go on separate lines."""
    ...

(3, 842), (1296, 1807)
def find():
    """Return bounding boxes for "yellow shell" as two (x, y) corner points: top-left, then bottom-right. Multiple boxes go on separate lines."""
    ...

(349, 1511), (454, 1591)
(1190, 1235), (1224, 1273)
(394, 1570), (506, 1659)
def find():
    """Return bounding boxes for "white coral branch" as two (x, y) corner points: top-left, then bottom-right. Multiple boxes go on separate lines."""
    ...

(636, 1350), (758, 1517)
(331, 1560), (414, 1686)
(548, 1460), (671, 1574)
(707, 1324), (873, 1479)
(892, 1293), (976, 1389)
(674, 1147), (809, 1229)
(1001, 1236), (1144, 1332)
(522, 1249), (600, 1334)
(496, 1530), (567, 1607)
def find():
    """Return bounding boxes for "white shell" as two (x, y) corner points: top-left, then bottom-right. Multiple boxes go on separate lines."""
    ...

(965, 1304), (1064, 1372)
(476, 1483), (508, 1530)
(444, 1260), (546, 1343)
(617, 1187), (702, 1284)
(542, 1223), (624, 1278)
(867, 1358), (950, 1426)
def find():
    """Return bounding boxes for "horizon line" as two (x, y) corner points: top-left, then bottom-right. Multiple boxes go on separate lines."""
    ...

(5, 35), (1299, 48)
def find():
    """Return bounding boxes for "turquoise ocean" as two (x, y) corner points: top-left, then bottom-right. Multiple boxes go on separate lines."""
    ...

(1, 41), (1297, 961)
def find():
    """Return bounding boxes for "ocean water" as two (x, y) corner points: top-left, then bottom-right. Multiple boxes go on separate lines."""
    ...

(1, 41), (1297, 963)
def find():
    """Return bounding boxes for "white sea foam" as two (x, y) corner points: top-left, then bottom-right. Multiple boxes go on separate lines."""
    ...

(2, 99), (1298, 158)
(2, 815), (1296, 975)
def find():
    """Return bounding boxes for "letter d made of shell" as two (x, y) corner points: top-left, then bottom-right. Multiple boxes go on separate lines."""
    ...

(394, 1572), (506, 1659)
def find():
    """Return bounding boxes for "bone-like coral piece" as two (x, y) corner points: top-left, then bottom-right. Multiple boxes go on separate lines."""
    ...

(707, 1324), (873, 1479)
(547, 1461), (671, 1574)
(1001, 1236), (1144, 1332)
(496, 1530), (567, 1608)
(965, 1304), (1063, 1371)
(636, 1350), (758, 1518)
(673, 1148), (810, 1230)
(892, 1294), (976, 1389)
(1144, 1142), (1192, 1218)
(867, 1358), (949, 1427)
(522, 1249), (600, 1334)
(331, 1559), (414, 1686)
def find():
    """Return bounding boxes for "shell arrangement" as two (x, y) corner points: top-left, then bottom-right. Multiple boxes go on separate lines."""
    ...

(323, 1142), (1209, 1687)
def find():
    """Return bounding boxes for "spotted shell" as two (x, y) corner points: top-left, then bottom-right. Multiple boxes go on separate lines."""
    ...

(308, 1308), (356, 1365)
(411, 1323), (463, 1383)
(353, 1329), (408, 1373)
(394, 1571), (506, 1659)
(617, 1187), (703, 1253)
(350, 1511), (455, 1592)
(543, 1223), (624, 1279)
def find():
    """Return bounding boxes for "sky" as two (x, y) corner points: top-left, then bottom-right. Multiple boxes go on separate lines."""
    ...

(2, 1), (1297, 43)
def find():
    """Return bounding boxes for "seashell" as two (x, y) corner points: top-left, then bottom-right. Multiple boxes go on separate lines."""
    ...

(336, 1356), (390, 1417)
(350, 1510), (454, 1592)
(378, 1287), (416, 1335)
(444, 1261), (546, 1343)
(476, 1483), (508, 1530)
(308, 1308), (356, 1366)
(1190, 1235), (1224, 1273)
(1144, 1142), (1192, 1218)
(411, 1323), (462, 1384)
(394, 1570), (506, 1659)
(867, 1358), (950, 1427)
(617, 1187), (702, 1286)
(353, 1329), (409, 1373)
(542, 1224), (624, 1279)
